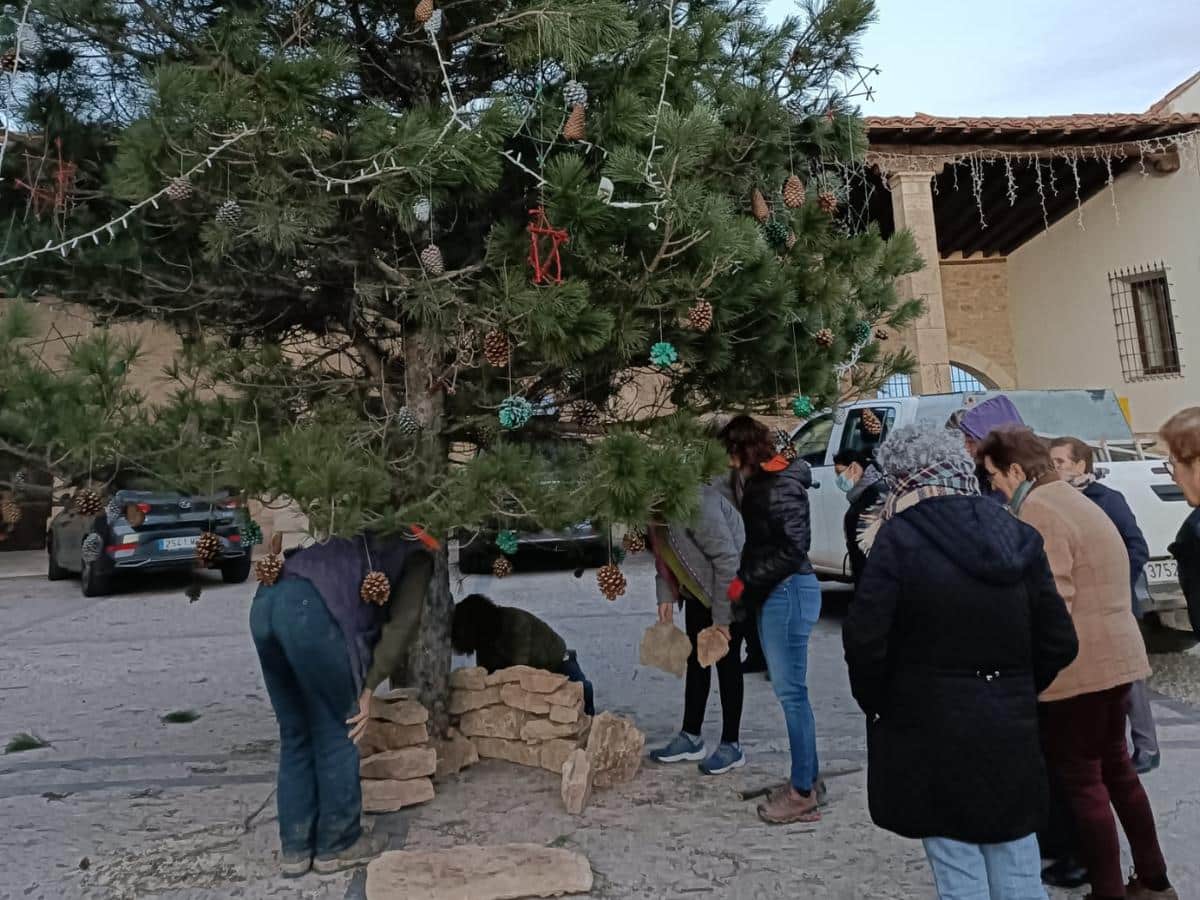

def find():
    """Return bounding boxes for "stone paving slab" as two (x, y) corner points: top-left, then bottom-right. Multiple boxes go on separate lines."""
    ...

(1, 558), (1198, 898)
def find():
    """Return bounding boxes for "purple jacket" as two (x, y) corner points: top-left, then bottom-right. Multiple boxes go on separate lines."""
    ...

(959, 396), (1025, 442)
(280, 535), (419, 694)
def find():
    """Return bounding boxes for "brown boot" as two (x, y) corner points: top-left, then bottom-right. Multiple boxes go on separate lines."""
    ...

(1126, 875), (1179, 899)
(769, 777), (827, 805)
(757, 786), (820, 824)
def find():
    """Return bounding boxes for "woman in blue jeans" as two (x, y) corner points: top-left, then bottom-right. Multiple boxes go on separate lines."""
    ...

(720, 415), (823, 824)
(250, 533), (433, 877)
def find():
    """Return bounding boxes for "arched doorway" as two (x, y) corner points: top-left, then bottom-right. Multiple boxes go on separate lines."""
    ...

(949, 363), (996, 392)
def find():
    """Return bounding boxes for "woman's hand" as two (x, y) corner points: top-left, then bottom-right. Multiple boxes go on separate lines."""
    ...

(714, 624), (731, 640)
(346, 689), (373, 744)
(657, 602), (674, 625)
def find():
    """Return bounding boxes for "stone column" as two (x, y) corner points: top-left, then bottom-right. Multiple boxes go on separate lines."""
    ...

(888, 171), (951, 395)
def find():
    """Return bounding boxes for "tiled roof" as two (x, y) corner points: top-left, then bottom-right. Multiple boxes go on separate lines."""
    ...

(866, 112), (1200, 146)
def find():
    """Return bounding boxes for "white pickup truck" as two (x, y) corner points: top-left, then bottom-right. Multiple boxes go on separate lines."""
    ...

(789, 389), (1195, 651)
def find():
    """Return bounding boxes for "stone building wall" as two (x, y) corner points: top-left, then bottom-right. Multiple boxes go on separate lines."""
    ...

(938, 258), (1018, 389)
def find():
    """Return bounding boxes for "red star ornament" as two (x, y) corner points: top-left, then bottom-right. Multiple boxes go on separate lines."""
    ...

(527, 206), (569, 285)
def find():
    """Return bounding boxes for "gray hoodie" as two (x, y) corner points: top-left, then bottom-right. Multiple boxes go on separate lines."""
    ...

(654, 476), (746, 625)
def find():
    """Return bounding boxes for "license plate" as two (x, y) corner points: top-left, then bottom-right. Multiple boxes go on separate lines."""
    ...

(160, 536), (199, 551)
(1144, 560), (1178, 584)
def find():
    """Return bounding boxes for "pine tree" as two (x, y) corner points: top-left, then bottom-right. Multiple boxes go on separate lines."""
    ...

(0, 0), (921, 725)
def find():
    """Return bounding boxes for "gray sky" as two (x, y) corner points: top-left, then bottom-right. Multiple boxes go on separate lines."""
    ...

(767, 0), (1200, 117)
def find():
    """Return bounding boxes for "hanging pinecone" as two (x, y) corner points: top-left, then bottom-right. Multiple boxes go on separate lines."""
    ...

(492, 556), (513, 578)
(687, 300), (714, 332)
(569, 400), (601, 428)
(195, 531), (221, 564)
(412, 197), (431, 223)
(74, 489), (103, 516)
(395, 406), (420, 436)
(563, 80), (589, 108)
(792, 395), (814, 418)
(12, 470), (25, 487)
(423, 8), (443, 36)
(105, 497), (123, 524)
(862, 408), (883, 437)
(875, 327), (890, 341)
(215, 199), (243, 227)
(1, 48), (17, 73)
(597, 563), (627, 601)
(81, 532), (103, 563)
(854, 321), (872, 344)
(242, 519), (264, 546)
(814, 328), (835, 348)
(563, 104), (586, 141)
(751, 188), (769, 223)
(775, 429), (798, 462)
(498, 395), (533, 430)
(419, 244), (445, 276)
(360, 570), (391, 605)
(621, 530), (646, 554)
(783, 174), (806, 209)
(785, 231), (797, 251)
(761, 219), (790, 251)
(414, 0), (434, 23)
(1, 497), (20, 526)
(165, 176), (193, 201)
(483, 329), (511, 367)
(817, 190), (838, 215)
(255, 553), (284, 586)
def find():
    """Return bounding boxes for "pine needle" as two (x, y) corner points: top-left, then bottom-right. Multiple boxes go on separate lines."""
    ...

(5, 732), (50, 753)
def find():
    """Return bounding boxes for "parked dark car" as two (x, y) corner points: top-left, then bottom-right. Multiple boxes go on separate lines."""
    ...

(457, 522), (606, 575)
(47, 489), (250, 596)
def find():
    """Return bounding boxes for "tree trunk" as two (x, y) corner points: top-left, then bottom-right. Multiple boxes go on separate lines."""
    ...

(402, 329), (454, 736)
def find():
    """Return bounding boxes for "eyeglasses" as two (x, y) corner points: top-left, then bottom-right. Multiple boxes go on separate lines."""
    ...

(1166, 460), (1175, 477)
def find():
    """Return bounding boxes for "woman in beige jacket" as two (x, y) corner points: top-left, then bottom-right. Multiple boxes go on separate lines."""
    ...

(978, 426), (1175, 900)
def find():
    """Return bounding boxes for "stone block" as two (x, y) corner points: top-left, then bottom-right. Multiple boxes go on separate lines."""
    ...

(449, 666), (488, 691)
(560, 749), (594, 815)
(472, 736), (542, 768)
(521, 715), (589, 744)
(361, 777), (435, 813)
(586, 712), (644, 788)
(433, 727), (480, 779)
(369, 696), (429, 726)
(448, 686), (503, 716)
(484, 665), (538, 687)
(696, 625), (730, 668)
(359, 722), (429, 756)
(459, 705), (529, 741)
(500, 682), (552, 715)
(544, 681), (584, 709)
(539, 738), (578, 774)
(548, 704), (580, 724)
(366, 844), (593, 900)
(639, 621), (691, 677)
(360, 746), (437, 781)
(518, 668), (569, 694)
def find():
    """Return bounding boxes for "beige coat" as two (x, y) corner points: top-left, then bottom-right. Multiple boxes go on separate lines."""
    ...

(1018, 480), (1151, 702)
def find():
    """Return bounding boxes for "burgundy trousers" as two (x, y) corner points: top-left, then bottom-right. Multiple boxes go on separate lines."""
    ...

(1040, 684), (1167, 897)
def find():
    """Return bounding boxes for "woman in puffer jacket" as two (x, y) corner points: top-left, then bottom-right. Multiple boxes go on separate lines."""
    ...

(719, 415), (823, 825)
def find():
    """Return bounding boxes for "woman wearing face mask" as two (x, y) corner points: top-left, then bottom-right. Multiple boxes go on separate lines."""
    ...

(832, 449), (888, 583)
(977, 426), (1176, 900)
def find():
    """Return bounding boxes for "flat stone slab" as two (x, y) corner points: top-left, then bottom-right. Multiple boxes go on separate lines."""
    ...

(366, 843), (593, 900)
(639, 621), (691, 678)
(361, 777), (435, 813)
(360, 747), (438, 781)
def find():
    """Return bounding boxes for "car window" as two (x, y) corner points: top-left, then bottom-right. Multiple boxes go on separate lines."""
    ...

(792, 415), (834, 466)
(839, 406), (897, 455)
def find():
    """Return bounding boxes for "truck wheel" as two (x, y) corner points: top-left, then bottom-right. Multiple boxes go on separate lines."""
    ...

(221, 554), (252, 584)
(80, 558), (112, 597)
(1139, 613), (1199, 654)
(47, 535), (69, 581)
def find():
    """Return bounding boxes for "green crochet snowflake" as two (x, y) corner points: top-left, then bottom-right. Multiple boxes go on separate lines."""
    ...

(498, 395), (533, 430)
(649, 341), (678, 369)
(496, 529), (519, 556)
(791, 395), (814, 418)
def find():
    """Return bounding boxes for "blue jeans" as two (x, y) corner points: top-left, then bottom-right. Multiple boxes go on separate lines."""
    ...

(250, 578), (362, 858)
(559, 650), (595, 716)
(923, 834), (1047, 900)
(757, 572), (821, 792)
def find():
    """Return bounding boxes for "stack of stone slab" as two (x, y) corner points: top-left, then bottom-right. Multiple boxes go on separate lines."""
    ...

(358, 689), (437, 813)
(448, 665), (645, 815)
(449, 665), (590, 777)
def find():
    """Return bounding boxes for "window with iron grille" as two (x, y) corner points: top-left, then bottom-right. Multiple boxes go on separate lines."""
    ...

(877, 373), (912, 399)
(949, 364), (992, 392)
(1109, 264), (1182, 381)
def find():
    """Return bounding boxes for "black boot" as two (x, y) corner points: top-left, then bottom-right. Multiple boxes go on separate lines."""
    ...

(1041, 857), (1088, 889)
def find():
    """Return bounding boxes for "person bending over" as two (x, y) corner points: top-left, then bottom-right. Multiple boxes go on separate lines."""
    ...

(451, 593), (594, 715)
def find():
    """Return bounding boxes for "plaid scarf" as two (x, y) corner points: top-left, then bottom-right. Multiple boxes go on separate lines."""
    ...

(860, 458), (979, 552)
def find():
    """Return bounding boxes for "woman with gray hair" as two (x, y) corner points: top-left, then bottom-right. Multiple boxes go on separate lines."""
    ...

(844, 426), (1078, 899)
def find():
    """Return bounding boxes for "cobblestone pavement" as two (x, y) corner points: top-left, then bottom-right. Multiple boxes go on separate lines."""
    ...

(2, 554), (1200, 899)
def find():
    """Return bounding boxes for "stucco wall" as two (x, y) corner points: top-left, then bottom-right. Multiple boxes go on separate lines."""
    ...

(939, 258), (1018, 389)
(1007, 162), (1200, 434)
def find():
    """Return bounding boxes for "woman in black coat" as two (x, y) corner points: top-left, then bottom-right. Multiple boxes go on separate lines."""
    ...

(844, 427), (1078, 898)
(832, 448), (887, 582)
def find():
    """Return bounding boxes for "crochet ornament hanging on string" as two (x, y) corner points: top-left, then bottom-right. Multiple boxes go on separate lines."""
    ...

(527, 207), (568, 285)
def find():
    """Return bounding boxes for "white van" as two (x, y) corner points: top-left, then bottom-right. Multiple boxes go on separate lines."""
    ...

(789, 389), (1194, 650)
